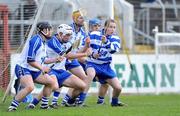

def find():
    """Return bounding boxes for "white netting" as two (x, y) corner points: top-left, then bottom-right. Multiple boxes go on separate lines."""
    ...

(155, 33), (180, 54)
(155, 32), (180, 94)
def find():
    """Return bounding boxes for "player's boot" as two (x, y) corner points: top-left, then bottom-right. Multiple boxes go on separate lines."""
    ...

(97, 99), (105, 105)
(96, 96), (106, 105)
(64, 102), (75, 107)
(40, 105), (51, 109)
(61, 99), (67, 106)
(65, 99), (76, 107)
(50, 103), (59, 109)
(26, 103), (35, 109)
(8, 106), (17, 112)
(75, 100), (88, 107)
(111, 102), (127, 107)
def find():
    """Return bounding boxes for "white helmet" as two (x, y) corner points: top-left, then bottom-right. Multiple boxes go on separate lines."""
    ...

(57, 24), (73, 36)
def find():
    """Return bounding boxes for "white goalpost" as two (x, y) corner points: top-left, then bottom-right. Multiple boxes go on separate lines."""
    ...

(154, 26), (180, 94)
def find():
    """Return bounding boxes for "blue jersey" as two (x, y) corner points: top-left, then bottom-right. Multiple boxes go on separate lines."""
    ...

(17, 34), (47, 71)
(46, 34), (73, 86)
(87, 31), (121, 64)
(46, 34), (68, 70)
(62, 23), (86, 70)
(69, 22), (87, 52)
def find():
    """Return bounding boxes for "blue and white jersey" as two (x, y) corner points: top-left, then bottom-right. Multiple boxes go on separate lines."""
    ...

(69, 22), (87, 52)
(46, 34), (67, 70)
(17, 34), (47, 71)
(87, 31), (121, 64)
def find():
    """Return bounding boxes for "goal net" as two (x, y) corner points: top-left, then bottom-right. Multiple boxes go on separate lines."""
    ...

(155, 33), (180, 55)
(155, 32), (180, 94)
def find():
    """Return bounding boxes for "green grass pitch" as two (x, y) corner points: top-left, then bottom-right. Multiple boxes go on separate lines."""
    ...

(0, 90), (180, 116)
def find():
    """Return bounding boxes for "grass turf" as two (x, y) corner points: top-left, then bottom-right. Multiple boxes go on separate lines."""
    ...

(0, 90), (180, 116)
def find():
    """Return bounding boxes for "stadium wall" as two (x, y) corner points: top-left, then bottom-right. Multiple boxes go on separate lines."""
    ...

(10, 54), (180, 95)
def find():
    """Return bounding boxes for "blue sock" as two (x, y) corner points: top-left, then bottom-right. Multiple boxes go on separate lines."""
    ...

(41, 96), (49, 108)
(78, 92), (87, 102)
(63, 94), (75, 104)
(111, 97), (119, 105)
(53, 91), (60, 97)
(52, 91), (60, 104)
(31, 98), (40, 106)
(22, 96), (28, 103)
(64, 94), (71, 101)
(22, 94), (33, 103)
(62, 94), (71, 104)
(10, 99), (19, 108)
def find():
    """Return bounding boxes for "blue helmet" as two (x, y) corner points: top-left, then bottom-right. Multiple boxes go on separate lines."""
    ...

(89, 18), (101, 26)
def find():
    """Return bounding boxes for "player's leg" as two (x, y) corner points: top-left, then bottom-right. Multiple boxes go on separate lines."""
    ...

(70, 66), (96, 106)
(50, 88), (62, 107)
(69, 66), (87, 81)
(63, 74), (86, 94)
(34, 74), (59, 109)
(27, 90), (43, 109)
(14, 78), (20, 94)
(8, 65), (35, 111)
(14, 78), (33, 103)
(86, 67), (96, 89)
(27, 75), (59, 109)
(83, 66), (96, 93)
(97, 83), (109, 104)
(62, 73), (86, 106)
(62, 60), (88, 106)
(72, 64), (96, 106)
(8, 75), (34, 111)
(94, 63), (126, 107)
(68, 66), (89, 105)
(47, 68), (86, 107)
(106, 77), (126, 106)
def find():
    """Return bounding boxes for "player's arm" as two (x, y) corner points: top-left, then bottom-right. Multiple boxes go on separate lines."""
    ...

(44, 56), (65, 64)
(28, 61), (50, 74)
(28, 61), (44, 71)
(103, 36), (121, 53)
(77, 36), (91, 53)
(65, 48), (92, 59)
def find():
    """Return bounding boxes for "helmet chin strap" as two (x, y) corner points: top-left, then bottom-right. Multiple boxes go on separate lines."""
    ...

(39, 29), (50, 39)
